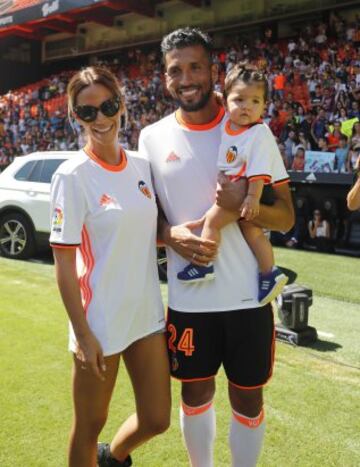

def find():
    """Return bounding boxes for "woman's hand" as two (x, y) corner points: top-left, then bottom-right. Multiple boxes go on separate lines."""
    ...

(164, 218), (217, 266)
(75, 332), (107, 381)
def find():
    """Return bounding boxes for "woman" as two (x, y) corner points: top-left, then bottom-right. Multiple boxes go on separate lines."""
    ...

(350, 121), (360, 149)
(308, 209), (332, 252)
(50, 67), (170, 467)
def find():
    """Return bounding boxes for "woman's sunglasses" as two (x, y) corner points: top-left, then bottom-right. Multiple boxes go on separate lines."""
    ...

(74, 96), (121, 122)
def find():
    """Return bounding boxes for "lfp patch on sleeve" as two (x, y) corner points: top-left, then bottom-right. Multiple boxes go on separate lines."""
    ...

(52, 206), (64, 233)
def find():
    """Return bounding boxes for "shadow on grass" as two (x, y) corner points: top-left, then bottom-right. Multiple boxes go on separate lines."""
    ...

(307, 339), (342, 352)
(29, 250), (54, 265)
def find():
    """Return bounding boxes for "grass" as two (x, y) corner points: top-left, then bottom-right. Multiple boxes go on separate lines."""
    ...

(0, 248), (359, 466)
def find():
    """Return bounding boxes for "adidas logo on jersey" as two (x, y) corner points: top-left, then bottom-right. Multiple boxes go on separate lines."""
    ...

(100, 194), (116, 206)
(166, 151), (181, 162)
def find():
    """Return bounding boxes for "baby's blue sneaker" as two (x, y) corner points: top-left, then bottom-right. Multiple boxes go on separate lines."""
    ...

(258, 267), (288, 305)
(177, 263), (215, 283)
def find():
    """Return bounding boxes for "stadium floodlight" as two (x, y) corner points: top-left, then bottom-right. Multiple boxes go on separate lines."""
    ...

(275, 284), (317, 346)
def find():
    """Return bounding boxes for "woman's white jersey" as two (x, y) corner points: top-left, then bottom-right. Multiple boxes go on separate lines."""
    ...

(50, 149), (164, 356)
(139, 108), (289, 313)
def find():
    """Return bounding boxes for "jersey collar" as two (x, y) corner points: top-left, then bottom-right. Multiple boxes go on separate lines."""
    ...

(225, 118), (263, 136)
(83, 146), (127, 172)
(175, 106), (225, 131)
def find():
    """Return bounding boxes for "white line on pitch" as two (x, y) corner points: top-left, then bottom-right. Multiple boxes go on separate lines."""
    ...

(317, 330), (335, 339)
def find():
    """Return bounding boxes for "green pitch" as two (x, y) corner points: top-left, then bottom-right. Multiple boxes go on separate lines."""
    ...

(0, 248), (359, 466)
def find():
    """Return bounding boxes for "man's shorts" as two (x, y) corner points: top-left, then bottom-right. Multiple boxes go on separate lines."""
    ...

(166, 304), (274, 389)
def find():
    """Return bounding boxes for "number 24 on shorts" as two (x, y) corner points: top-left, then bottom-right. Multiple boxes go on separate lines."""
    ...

(168, 325), (195, 356)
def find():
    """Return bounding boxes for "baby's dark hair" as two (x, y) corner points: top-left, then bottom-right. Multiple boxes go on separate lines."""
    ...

(224, 63), (268, 101)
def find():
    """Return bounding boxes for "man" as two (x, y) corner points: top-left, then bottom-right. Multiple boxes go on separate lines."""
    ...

(140, 28), (294, 466)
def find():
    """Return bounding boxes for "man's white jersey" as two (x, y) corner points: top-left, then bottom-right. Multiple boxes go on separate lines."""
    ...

(139, 108), (289, 312)
(218, 118), (275, 183)
(50, 148), (164, 356)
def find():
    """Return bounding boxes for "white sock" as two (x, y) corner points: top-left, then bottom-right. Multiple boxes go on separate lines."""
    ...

(180, 399), (216, 467)
(229, 408), (266, 467)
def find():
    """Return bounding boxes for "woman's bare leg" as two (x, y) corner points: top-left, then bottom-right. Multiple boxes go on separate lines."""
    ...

(69, 353), (120, 467)
(110, 332), (171, 461)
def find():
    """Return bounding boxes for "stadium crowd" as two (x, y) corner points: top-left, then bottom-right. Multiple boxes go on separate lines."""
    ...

(0, 11), (359, 173)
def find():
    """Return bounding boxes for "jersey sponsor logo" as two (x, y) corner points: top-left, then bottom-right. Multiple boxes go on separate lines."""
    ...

(52, 207), (63, 233)
(138, 180), (152, 199)
(166, 151), (181, 162)
(100, 194), (116, 206)
(226, 145), (238, 164)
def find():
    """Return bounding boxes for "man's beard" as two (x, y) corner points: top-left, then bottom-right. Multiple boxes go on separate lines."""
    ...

(175, 84), (213, 112)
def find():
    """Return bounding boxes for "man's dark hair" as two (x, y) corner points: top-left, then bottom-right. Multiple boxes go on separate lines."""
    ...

(161, 27), (213, 62)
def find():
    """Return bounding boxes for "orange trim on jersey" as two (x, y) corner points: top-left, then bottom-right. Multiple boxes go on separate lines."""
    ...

(182, 400), (213, 416)
(228, 163), (247, 181)
(228, 304), (275, 390)
(50, 243), (79, 249)
(248, 174), (272, 183)
(171, 374), (217, 382)
(83, 145), (127, 172)
(175, 106), (225, 131)
(225, 118), (263, 136)
(232, 408), (265, 428)
(273, 177), (290, 186)
(79, 226), (94, 316)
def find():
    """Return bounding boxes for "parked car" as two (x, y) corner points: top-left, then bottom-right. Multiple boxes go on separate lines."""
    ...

(0, 151), (72, 259)
(0, 151), (168, 279)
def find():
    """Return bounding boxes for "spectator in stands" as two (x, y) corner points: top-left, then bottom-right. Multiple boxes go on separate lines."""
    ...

(273, 68), (286, 99)
(350, 121), (360, 148)
(347, 143), (360, 172)
(292, 147), (305, 171)
(284, 129), (297, 167)
(308, 209), (332, 252)
(311, 108), (328, 146)
(326, 120), (342, 151)
(335, 135), (349, 172)
(297, 130), (311, 152)
(311, 85), (323, 111)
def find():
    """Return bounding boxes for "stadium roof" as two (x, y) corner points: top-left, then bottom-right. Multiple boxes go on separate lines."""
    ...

(0, 0), (202, 40)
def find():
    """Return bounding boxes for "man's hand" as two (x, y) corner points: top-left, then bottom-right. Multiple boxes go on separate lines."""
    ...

(216, 173), (248, 211)
(239, 195), (260, 221)
(164, 218), (217, 266)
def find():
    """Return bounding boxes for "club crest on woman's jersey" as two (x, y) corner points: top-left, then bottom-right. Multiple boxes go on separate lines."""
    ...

(226, 145), (238, 164)
(138, 180), (152, 199)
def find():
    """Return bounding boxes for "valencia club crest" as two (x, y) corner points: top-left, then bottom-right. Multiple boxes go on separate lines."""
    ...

(138, 180), (152, 199)
(226, 145), (238, 164)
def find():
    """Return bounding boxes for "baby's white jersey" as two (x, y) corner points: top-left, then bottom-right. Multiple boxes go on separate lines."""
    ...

(218, 117), (280, 183)
(139, 108), (289, 313)
(50, 148), (164, 356)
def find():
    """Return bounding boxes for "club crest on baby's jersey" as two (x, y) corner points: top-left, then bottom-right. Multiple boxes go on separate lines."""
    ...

(51, 207), (63, 232)
(138, 180), (152, 199)
(226, 145), (238, 164)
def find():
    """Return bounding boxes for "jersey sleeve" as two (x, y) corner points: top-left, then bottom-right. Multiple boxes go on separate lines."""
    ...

(139, 130), (157, 191)
(245, 127), (273, 184)
(49, 172), (86, 248)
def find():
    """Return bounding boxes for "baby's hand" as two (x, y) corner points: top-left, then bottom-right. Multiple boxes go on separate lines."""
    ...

(239, 195), (260, 221)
